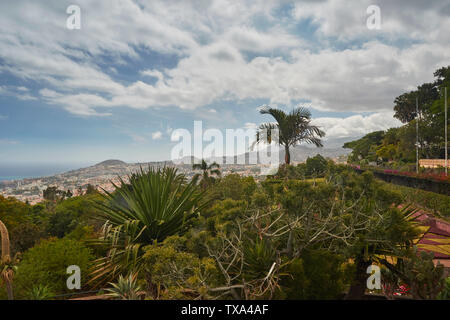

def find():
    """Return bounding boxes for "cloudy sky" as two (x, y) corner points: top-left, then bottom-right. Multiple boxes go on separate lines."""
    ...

(0, 0), (449, 165)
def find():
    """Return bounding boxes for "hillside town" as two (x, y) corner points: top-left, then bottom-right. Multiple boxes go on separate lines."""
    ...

(0, 159), (268, 204)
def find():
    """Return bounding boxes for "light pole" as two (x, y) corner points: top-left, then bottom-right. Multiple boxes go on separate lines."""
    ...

(445, 87), (448, 176)
(416, 96), (419, 174)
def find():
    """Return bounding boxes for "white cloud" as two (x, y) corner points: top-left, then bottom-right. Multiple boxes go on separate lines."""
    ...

(0, 0), (448, 121)
(292, 0), (450, 43)
(0, 85), (36, 101)
(128, 133), (147, 143)
(244, 122), (258, 129)
(152, 131), (163, 140)
(312, 111), (402, 140)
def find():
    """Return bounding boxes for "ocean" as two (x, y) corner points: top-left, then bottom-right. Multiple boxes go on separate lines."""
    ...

(0, 162), (91, 181)
(0, 176), (31, 181)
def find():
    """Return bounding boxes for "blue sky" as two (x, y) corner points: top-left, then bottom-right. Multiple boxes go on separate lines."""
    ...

(1, 0), (449, 166)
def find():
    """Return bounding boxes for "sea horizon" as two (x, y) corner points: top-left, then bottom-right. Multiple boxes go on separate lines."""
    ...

(0, 176), (33, 181)
(0, 162), (93, 182)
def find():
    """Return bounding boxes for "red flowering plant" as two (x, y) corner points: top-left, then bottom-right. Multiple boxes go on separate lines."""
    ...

(395, 284), (410, 296)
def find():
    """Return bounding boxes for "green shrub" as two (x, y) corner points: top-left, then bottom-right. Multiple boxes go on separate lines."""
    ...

(46, 194), (103, 238)
(214, 174), (257, 201)
(437, 277), (450, 300)
(142, 243), (219, 299)
(277, 250), (349, 300)
(15, 238), (94, 298)
(380, 181), (450, 217)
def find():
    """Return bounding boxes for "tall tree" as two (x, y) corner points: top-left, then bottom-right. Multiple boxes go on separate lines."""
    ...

(255, 107), (325, 165)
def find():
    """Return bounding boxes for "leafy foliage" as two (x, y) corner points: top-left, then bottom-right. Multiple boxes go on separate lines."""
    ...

(437, 277), (450, 300)
(46, 194), (103, 238)
(15, 238), (94, 298)
(25, 284), (54, 300)
(2, 153), (448, 301)
(346, 65), (450, 164)
(90, 167), (206, 284)
(277, 250), (349, 300)
(399, 247), (445, 300)
(105, 274), (143, 300)
(142, 242), (219, 299)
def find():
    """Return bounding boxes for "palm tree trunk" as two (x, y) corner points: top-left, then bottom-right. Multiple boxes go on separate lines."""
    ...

(2, 273), (13, 300)
(284, 145), (291, 165)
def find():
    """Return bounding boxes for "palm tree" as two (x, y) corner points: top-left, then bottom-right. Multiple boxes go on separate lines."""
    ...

(255, 106), (325, 165)
(192, 159), (221, 188)
(0, 219), (14, 300)
(90, 166), (206, 285)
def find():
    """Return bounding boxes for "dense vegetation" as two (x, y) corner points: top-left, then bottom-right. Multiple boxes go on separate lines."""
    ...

(1, 92), (449, 300)
(1, 160), (448, 300)
(344, 66), (450, 170)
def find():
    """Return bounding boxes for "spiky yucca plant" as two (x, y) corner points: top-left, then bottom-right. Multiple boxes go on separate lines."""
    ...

(105, 274), (143, 300)
(90, 166), (206, 285)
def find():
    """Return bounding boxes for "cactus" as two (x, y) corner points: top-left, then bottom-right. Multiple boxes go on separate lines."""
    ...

(0, 219), (14, 300)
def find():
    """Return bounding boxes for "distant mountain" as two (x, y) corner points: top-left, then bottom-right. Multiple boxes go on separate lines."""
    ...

(94, 159), (127, 166)
(322, 137), (360, 149)
(287, 145), (351, 162)
(206, 145), (350, 165)
(172, 156), (202, 165)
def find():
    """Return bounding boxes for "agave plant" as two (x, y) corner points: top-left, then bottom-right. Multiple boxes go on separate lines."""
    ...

(26, 285), (54, 300)
(105, 274), (143, 300)
(0, 219), (14, 300)
(90, 166), (206, 284)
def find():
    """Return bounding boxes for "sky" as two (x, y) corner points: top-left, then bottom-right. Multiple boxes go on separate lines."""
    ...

(0, 0), (449, 166)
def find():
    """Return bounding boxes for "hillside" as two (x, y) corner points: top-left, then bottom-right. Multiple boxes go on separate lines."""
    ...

(94, 159), (127, 166)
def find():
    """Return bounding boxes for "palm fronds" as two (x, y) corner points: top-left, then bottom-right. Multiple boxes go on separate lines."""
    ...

(89, 166), (206, 285)
(255, 106), (325, 164)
